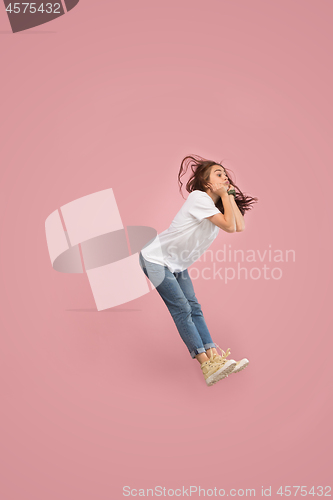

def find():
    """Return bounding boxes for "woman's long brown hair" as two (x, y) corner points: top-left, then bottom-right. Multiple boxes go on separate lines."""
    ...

(177, 154), (258, 216)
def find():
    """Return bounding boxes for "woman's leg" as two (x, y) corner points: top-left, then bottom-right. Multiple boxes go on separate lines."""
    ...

(174, 268), (217, 357)
(139, 252), (209, 360)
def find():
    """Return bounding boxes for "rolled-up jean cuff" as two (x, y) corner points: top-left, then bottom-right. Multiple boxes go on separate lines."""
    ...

(204, 343), (216, 350)
(190, 347), (206, 359)
(190, 343), (216, 359)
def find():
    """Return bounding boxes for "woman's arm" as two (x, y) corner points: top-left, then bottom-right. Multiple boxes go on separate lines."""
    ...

(220, 192), (236, 231)
(229, 193), (245, 231)
(206, 184), (237, 232)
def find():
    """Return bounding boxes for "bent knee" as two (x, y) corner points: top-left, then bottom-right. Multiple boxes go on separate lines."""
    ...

(177, 297), (192, 313)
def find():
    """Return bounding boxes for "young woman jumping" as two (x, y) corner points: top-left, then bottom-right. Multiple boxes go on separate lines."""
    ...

(139, 154), (258, 386)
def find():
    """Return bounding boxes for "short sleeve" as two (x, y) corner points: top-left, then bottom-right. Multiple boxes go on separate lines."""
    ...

(187, 191), (221, 222)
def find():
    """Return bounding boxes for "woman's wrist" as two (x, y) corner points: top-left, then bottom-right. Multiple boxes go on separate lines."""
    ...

(220, 191), (230, 200)
(227, 188), (236, 197)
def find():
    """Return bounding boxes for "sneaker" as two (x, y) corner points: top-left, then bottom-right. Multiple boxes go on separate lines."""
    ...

(201, 357), (237, 386)
(229, 358), (249, 374)
(211, 344), (249, 376)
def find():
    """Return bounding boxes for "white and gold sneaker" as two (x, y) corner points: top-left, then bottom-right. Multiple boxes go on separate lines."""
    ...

(201, 356), (237, 386)
(210, 344), (249, 376)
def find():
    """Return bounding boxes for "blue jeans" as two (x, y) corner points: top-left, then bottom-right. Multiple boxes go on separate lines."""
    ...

(139, 252), (216, 359)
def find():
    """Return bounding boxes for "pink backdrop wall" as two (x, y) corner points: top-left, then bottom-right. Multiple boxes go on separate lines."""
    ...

(0, 1), (332, 498)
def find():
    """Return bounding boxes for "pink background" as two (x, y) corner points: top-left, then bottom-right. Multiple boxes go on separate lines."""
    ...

(0, 1), (332, 498)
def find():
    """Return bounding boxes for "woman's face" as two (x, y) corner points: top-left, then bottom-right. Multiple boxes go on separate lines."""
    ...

(208, 164), (230, 187)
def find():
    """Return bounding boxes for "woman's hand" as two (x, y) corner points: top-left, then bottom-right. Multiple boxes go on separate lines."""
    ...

(227, 183), (236, 194)
(207, 180), (229, 196)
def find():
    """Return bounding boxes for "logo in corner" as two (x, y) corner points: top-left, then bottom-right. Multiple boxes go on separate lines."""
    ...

(3, 0), (80, 33)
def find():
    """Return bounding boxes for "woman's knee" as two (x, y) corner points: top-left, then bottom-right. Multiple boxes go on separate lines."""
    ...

(177, 297), (192, 315)
(186, 293), (200, 305)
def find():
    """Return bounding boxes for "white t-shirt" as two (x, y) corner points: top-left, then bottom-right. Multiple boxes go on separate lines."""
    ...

(141, 190), (221, 273)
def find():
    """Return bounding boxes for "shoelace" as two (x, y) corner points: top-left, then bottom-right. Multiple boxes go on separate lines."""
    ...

(210, 344), (231, 364)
